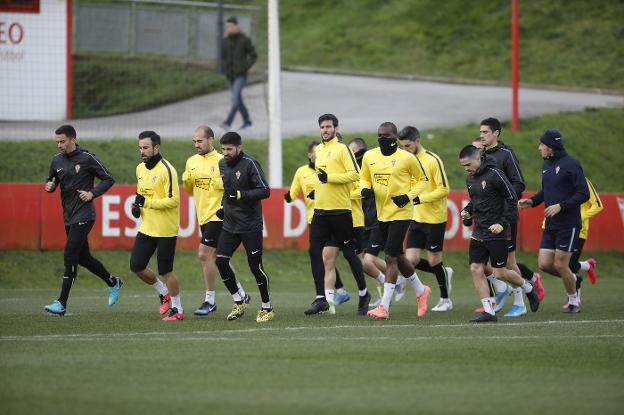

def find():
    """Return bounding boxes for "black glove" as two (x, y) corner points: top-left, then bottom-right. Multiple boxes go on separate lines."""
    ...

(361, 188), (373, 199)
(317, 168), (328, 183)
(215, 208), (224, 220)
(392, 194), (410, 208)
(306, 190), (315, 200)
(284, 192), (292, 203)
(463, 218), (473, 226)
(413, 196), (421, 205)
(134, 193), (145, 208)
(131, 205), (141, 219)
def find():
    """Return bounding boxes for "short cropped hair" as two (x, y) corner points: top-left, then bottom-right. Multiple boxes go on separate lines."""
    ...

(226, 16), (238, 25)
(459, 144), (480, 159)
(318, 113), (339, 127)
(55, 125), (76, 139)
(379, 121), (398, 134)
(307, 140), (320, 152)
(220, 131), (242, 146)
(480, 117), (502, 134)
(197, 126), (214, 139)
(348, 137), (367, 151)
(398, 126), (420, 141)
(138, 130), (161, 146)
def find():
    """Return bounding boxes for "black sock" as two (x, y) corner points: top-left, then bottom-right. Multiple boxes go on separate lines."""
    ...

(58, 264), (77, 307)
(415, 259), (433, 273)
(216, 256), (239, 296)
(335, 268), (344, 289)
(517, 262), (535, 280)
(342, 244), (367, 291)
(431, 263), (449, 299)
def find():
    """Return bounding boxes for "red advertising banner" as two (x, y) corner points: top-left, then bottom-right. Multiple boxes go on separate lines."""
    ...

(1, 183), (623, 251)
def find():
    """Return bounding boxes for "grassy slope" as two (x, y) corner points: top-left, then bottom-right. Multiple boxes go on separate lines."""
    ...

(2, 108), (622, 192)
(1, 249), (623, 414)
(275, 0), (624, 90)
(73, 54), (227, 118)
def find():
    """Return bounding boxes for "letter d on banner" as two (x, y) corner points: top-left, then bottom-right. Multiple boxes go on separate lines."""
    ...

(283, 199), (307, 237)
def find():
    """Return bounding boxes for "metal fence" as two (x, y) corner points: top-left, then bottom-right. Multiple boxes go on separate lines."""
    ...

(73, 0), (258, 61)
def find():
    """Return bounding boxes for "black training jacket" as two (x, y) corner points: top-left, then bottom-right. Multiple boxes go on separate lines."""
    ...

(484, 142), (525, 198)
(464, 155), (518, 241)
(219, 151), (270, 233)
(221, 33), (257, 80)
(530, 150), (589, 230)
(46, 146), (114, 225)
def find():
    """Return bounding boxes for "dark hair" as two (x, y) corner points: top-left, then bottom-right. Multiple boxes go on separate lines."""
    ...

(459, 144), (480, 159)
(138, 131), (161, 146)
(398, 126), (420, 141)
(318, 113), (339, 127)
(55, 124), (76, 139)
(348, 137), (367, 151)
(307, 140), (320, 152)
(197, 125), (214, 139)
(226, 16), (238, 24)
(480, 117), (502, 134)
(379, 121), (398, 134)
(220, 131), (242, 146)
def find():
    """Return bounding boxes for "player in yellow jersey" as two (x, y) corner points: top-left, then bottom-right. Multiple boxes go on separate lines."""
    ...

(569, 178), (602, 285)
(306, 114), (370, 315)
(130, 131), (184, 321)
(398, 126), (454, 312)
(182, 126), (247, 316)
(363, 122), (431, 320)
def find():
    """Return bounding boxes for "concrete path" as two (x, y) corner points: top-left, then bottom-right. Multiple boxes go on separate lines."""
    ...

(1, 71), (622, 140)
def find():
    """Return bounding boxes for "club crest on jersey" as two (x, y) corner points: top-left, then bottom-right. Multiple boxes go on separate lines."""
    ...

(555, 166), (560, 175)
(391, 159), (396, 167)
(211, 166), (215, 173)
(481, 180), (486, 189)
(235, 170), (241, 180)
(374, 173), (391, 187)
(74, 164), (80, 173)
(152, 176), (157, 184)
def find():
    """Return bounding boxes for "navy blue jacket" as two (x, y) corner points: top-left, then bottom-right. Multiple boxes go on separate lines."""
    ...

(530, 150), (589, 230)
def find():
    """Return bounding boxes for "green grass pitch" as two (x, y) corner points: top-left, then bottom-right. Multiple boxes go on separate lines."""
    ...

(1, 250), (623, 414)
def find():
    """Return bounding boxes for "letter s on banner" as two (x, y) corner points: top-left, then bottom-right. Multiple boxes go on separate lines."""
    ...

(283, 199), (307, 237)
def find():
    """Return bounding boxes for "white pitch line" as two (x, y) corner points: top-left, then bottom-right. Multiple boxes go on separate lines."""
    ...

(1, 319), (623, 342)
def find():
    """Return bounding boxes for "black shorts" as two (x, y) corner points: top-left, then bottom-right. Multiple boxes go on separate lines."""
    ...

(310, 212), (355, 249)
(469, 238), (509, 268)
(507, 221), (518, 252)
(540, 227), (580, 253)
(368, 220), (411, 257)
(130, 232), (177, 275)
(217, 229), (263, 258)
(405, 221), (446, 252)
(352, 227), (365, 254)
(569, 238), (586, 273)
(200, 221), (222, 248)
(363, 227), (384, 256)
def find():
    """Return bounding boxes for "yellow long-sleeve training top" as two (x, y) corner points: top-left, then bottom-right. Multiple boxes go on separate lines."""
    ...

(182, 150), (224, 225)
(412, 146), (450, 224)
(580, 178), (603, 240)
(136, 157), (180, 237)
(314, 137), (360, 212)
(360, 147), (427, 222)
(350, 181), (364, 228)
(287, 163), (318, 224)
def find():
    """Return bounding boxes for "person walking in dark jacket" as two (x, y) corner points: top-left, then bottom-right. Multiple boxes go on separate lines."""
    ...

(215, 132), (273, 322)
(221, 16), (257, 131)
(519, 129), (590, 313)
(459, 145), (539, 323)
(43, 125), (122, 315)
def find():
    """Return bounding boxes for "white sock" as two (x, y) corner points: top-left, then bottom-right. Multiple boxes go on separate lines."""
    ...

(512, 287), (525, 306)
(397, 275), (406, 285)
(487, 275), (508, 293)
(236, 282), (246, 298)
(316, 295), (324, 299)
(232, 291), (242, 302)
(376, 272), (385, 283)
(151, 279), (168, 296)
(381, 283), (395, 310)
(579, 261), (590, 271)
(337, 287), (347, 295)
(531, 273), (538, 283)
(261, 302), (272, 310)
(521, 281), (533, 294)
(568, 292), (580, 306)
(407, 274), (425, 296)
(204, 290), (215, 304)
(481, 297), (495, 315)
(325, 289), (335, 304)
(171, 294), (182, 313)
(358, 288), (368, 296)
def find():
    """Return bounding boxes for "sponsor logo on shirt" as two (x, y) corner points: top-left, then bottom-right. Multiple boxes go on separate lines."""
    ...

(374, 173), (390, 187)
